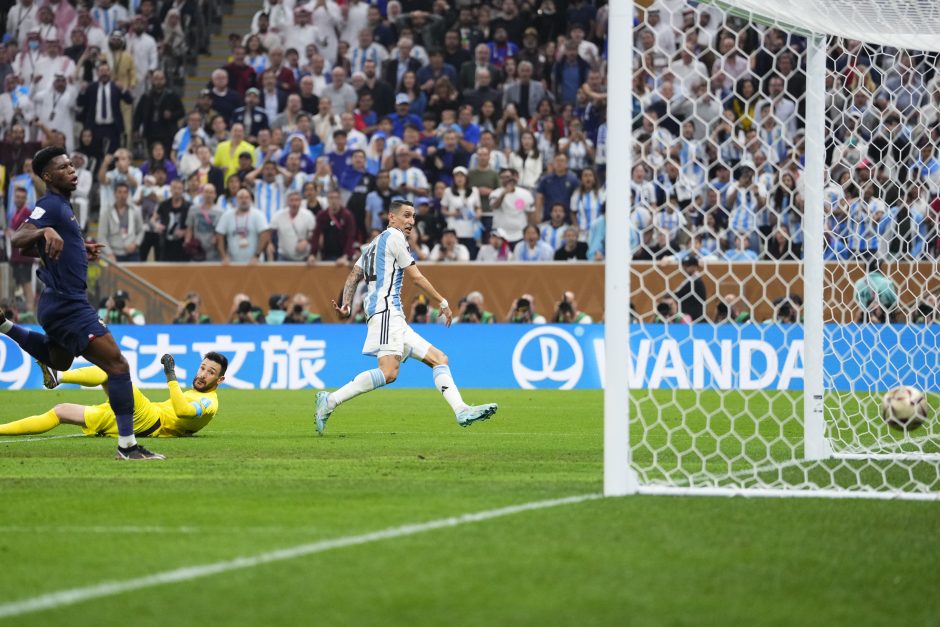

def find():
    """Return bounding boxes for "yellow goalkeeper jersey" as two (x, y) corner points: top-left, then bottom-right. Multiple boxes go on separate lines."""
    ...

(153, 381), (220, 437)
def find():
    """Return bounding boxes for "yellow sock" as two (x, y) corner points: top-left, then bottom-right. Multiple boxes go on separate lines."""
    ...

(60, 366), (108, 387)
(0, 409), (61, 435)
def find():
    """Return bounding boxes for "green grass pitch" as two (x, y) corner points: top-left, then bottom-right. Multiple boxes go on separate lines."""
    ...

(0, 387), (938, 626)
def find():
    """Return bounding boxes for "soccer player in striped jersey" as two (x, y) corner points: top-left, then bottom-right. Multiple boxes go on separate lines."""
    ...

(314, 199), (497, 434)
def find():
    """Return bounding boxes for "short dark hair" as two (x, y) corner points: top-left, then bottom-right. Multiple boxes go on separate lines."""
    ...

(32, 146), (68, 177)
(389, 198), (413, 214)
(204, 351), (229, 375)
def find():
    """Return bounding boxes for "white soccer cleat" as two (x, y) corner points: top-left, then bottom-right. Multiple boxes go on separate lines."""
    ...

(315, 391), (333, 435)
(456, 403), (498, 428)
(37, 361), (59, 389)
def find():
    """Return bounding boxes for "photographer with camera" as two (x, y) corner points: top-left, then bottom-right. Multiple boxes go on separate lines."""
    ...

(173, 291), (212, 324)
(713, 293), (751, 323)
(266, 293), (289, 324)
(98, 290), (145, 325)
(285, 293), (322, 323)
(553, 290), (593, 324)
(506, 293), (547, 323)
(410, 295), (438, 324)
(228, 293), (263, 324)
(654, 295), (691, 324)
(456, 291), (494, 324)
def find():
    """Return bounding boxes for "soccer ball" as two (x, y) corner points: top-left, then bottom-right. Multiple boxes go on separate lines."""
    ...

(880, 386), (930, 431)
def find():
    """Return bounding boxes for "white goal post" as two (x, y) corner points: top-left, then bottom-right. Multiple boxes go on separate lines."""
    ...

(605, 0), (940, 500)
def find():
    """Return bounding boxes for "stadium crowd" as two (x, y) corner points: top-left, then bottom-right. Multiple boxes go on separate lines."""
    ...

(1, 0), (939, 321)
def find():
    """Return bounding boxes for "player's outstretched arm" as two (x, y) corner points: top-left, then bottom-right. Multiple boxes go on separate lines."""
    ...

(12, 222), (64, 259)
(161, 354), (198, 417)
(331, 264), (364, 319)
(404, 264), (452, 326)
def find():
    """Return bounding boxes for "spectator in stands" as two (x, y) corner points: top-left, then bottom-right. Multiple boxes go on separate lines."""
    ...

(389, 144), (429, 201)
(428, 227), (470, 262)
(310, 188), (356, 264)
(183, 182), (222, 262)
(171, 110), (208, 163)
(231, 87), (269, 143)
(7, 188), (35, 309)
(140, 142), (177, 182)
(132, 69), (184, 153)
(77, 60), (132, 152)
(536, 153), (579, 222)
(98, 181), (144, 262)
(321, 66), (357, 116)
(539, 202), (568, 251)
(365, 169), (393, 231)
(472, 227), (507, 262)
(208, 68), (242, 122)
(155, 177), (190, 261)
(213, 122), (255, 184)
(489, 167), (534, 245)
(553, 40), (590, 105)
(173, 291), (212, 324)
(514, 224), (554, 262)
(268, 189), (314, 262)
(554, 226), (588, 261)
(215, 188), (269, 264)
(98, 148), (142, 198)
(223, 45), (256, 98)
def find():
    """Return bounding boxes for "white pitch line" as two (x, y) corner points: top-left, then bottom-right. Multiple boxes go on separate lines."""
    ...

(0, 434), (85, 445)
(0, 493), (601, 620)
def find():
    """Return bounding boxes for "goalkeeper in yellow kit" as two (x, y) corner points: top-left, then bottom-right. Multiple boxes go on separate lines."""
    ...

(0, 352), (227, 438)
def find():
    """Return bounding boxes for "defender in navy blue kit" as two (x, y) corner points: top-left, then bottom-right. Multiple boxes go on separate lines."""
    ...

(1, 146), (164, 460)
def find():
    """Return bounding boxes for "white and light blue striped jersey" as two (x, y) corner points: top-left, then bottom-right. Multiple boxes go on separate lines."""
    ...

(654, 208), (686, 240)
(254, 176), (286, 222)
(287, 171), (309, 193)
(358, 227), (415, 319)
(571, 187), (606, 234)
(92, 4), (127, 35)
(389, 167), (429, 202)
(728, 183), (759, 234)
(631, 180), (656, 207)
(759, 125), (789, 163)
(347, 43), (388, 75)
(540, 222), (566, 250)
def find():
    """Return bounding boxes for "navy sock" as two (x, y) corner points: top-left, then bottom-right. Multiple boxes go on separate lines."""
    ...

(5, 324), (51, 364)
(107, 372), (135, 438)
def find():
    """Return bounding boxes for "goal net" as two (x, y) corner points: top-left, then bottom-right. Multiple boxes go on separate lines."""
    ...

(605, 0), (940, 499)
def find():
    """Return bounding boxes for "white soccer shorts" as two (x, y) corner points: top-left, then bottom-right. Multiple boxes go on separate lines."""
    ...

(362, 310), (431, 362)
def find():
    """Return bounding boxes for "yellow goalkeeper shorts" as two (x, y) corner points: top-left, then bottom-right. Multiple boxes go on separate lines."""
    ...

(81, 386), (161, 437)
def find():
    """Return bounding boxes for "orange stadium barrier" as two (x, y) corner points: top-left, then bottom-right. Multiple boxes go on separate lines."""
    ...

(122, 261), (940, 324)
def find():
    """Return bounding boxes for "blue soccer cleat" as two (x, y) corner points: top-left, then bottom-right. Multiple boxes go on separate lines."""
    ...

(456, 403), (498, 427)
(315, 391), (333, 435)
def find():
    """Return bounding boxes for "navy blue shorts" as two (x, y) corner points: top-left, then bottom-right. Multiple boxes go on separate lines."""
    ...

(37, 290), (110, 357)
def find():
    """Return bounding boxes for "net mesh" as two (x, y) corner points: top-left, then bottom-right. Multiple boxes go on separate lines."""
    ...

(627, 0), (940, 496)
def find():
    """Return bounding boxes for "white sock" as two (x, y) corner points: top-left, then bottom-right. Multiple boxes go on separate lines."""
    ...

(118, 435), (137, 448)
(0, 318), (12, 334)
(329, 368), (386, 409)
(432, 365), (469, 414)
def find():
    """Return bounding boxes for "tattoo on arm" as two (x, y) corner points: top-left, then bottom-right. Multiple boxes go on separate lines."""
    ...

(342, 265), (364, 307)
